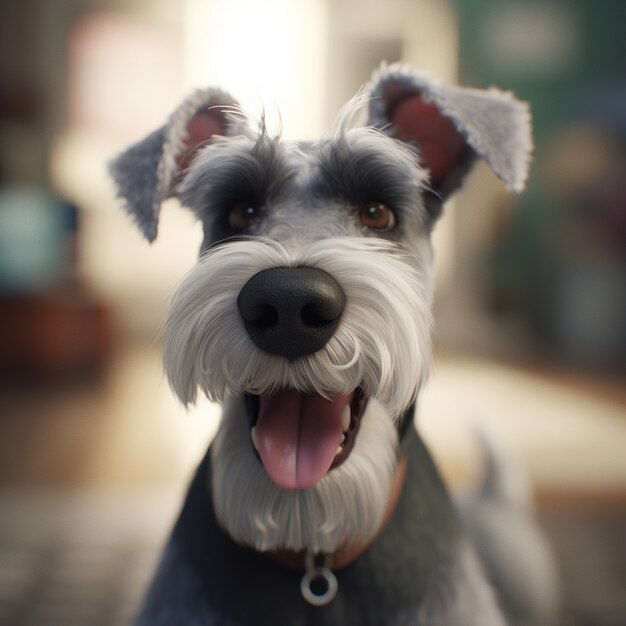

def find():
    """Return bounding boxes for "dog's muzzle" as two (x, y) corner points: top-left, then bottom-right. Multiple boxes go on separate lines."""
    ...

(237, 267), (346, 361)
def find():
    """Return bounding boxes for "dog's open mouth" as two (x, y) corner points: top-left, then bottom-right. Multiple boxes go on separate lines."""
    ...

(246, 388), (368, 490)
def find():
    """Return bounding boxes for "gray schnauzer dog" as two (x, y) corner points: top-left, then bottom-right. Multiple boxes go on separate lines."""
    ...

(111, 64), (557, 625)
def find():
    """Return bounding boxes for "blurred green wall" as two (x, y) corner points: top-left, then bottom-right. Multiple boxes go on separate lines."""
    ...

(455, 0), (626, 367)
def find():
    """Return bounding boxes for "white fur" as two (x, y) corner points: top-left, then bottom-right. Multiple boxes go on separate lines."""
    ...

(211, 395), (399, 552)
(163, 237), (433, 419)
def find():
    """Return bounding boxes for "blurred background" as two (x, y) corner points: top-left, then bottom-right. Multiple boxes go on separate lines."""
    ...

(0, 0), (625, 624)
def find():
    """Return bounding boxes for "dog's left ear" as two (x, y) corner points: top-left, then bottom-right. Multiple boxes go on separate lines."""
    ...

(110, 88), (244, 242)
(366, 64), (532, 200)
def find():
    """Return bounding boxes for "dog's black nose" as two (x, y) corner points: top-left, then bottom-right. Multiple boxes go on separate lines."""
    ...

(237, 267), (346, 361)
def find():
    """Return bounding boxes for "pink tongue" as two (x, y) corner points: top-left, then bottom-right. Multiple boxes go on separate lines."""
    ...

(255, 390), (352, 490)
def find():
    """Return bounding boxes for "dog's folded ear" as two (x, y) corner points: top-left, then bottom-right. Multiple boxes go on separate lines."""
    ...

(366, 63), (532, 200)
(109, 88), (245, 242)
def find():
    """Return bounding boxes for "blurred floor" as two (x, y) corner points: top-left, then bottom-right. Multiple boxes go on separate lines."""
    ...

(0, 343), (218, 626)
(0, 490), (172, 626)
(0, 343), (625, 625)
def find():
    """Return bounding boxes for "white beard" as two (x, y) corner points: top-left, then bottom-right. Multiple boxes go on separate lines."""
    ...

(210, 395), (400, 553)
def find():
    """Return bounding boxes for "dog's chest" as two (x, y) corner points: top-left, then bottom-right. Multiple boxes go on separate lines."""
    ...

(137, 431), (462, 626)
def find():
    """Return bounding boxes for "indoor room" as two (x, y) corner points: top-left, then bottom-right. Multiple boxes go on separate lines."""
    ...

(0, 1), (625, 624)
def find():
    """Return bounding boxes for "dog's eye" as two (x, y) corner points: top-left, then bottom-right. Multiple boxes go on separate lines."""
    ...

(359, 202), (396, 230)
(228, 203), (258, 230)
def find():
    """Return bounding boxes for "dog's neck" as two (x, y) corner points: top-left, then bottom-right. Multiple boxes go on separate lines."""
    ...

(266, 452), (409, 571)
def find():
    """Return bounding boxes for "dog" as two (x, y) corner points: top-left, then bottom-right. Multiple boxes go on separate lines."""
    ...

(111, 64), (557, 625)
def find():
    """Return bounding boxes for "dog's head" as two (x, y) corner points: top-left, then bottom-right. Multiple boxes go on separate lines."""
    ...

(111, 64), (531, 553)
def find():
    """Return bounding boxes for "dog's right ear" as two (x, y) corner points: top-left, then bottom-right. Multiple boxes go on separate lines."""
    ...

(109, 88), (245, 242)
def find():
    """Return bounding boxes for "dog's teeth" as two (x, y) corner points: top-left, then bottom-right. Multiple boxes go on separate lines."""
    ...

(341, 406), (351, 432)
(251, 427), (259, 450)
(335, 445), (343, 457)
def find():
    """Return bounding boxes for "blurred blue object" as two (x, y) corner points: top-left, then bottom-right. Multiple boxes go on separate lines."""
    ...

(0, 187), (74, 292)
(575, 80), (626, 137)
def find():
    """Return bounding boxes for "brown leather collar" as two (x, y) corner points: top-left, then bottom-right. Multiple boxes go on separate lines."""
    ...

(266, 453), (409, 571)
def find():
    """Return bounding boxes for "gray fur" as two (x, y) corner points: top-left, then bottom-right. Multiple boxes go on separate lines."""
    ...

(135, 541), (219, 626)
(367, 62), (532, 194)
(110, 64), (552, 626)
(416, 541), (507, 626)
(457, 431), (560, 625)
(109, 128), (165, 242)
(109, 87), (243, 242)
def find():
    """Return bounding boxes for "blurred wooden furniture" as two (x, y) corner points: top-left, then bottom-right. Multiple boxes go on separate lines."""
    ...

(0, 288), (112, 379)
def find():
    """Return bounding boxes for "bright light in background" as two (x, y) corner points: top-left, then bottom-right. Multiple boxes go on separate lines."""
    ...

(184, 0), (329, 139)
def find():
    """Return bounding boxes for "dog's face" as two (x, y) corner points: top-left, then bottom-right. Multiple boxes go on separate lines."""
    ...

(111, 64), (531, 553)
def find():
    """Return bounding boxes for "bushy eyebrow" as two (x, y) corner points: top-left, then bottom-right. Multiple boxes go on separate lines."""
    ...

(179, 133), (296, 220)
(314, 130), (427, 213)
